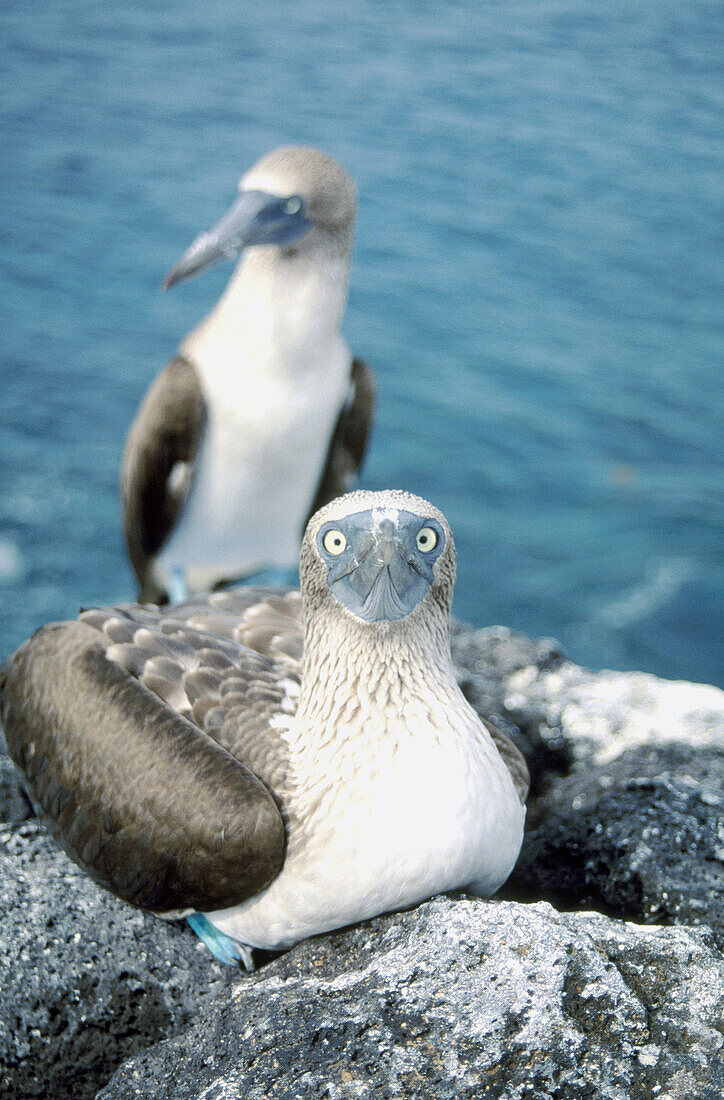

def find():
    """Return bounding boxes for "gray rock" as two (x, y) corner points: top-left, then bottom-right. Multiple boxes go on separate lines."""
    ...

(98, 896), (724, 1100)
(0, 823), (235, 1100)
(501, 658), (724, 767)
(508, 744), (724, 947)
(449, 622), (566, 709)
(454, 628), (724, 945)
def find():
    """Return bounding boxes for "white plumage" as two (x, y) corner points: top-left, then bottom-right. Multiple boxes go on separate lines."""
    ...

(203, 489), (527, 951)
(213, 639), (524, 950)
(122, 146), (374, 603)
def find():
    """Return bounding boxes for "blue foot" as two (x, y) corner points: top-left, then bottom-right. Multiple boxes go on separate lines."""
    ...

(186, 913), (253, 968)
(168, 567), (189, 605)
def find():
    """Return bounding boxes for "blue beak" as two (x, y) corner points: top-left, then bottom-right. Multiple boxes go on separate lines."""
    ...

(318, 509), (445, 623)
(164, 189), (311, 288)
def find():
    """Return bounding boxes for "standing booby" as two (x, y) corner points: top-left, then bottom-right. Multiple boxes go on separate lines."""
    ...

(123, 146), (374, 604)
(1, 491), (528, 968)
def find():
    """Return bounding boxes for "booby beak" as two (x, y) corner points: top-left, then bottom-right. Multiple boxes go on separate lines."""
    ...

(341, 520), (427, 621)
(163, 189), (311, 289)
(318, 509), (445, 623)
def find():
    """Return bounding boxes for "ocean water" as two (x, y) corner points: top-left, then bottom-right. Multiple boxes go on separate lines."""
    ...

(1, 0), (722, 686)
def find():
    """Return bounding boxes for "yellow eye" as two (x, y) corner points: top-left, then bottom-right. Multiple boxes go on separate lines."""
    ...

(416, 526), (439, 552)
(322, 528), (347, 555)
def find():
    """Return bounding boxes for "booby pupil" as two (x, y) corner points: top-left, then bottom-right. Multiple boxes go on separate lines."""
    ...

(284, 196), (302, 215)
(416, 526), (439, 552)
(322, 528), (347, 554)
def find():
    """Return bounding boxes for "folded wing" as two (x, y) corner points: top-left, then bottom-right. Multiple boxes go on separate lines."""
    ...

(121, 356), (207, 604)
(0, 597), (303, 914)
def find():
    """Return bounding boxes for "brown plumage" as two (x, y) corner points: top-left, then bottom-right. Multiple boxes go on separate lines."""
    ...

(1, 618), (285, 913)
(122, 357), (206, 604)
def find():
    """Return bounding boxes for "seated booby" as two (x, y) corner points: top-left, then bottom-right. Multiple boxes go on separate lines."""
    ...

(1, 491), (528, 968)
(123, 145), (374, 604)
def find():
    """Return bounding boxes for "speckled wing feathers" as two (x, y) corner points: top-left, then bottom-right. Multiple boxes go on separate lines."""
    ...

(159, 588), (304, 668)
(77, 596), (302, 793)
(0, 598), (306, 913)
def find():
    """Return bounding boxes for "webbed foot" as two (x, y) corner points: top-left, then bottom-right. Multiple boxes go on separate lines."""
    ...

(186, 913), (255, 969)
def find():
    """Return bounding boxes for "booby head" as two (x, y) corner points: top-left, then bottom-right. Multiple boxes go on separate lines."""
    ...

(300, 490), (456, 626)
(164, 146), (357, 288)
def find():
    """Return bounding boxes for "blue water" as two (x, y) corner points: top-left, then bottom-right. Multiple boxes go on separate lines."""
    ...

(1, 0), (722, 686)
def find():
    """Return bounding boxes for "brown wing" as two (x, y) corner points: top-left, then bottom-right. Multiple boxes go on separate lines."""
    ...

(482, 717), (530, 804)
(153, 587), (304, 667)
(77, 598), (302, 796)
(307, 357), (375, 524)
(0, 605), (298, 915)
(121, 356), (206, 603)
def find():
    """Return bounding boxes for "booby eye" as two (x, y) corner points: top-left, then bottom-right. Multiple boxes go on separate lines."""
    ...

(284, 196), (302, 215)
(416, 526), (439, 553)
(322, 528), (347, 555)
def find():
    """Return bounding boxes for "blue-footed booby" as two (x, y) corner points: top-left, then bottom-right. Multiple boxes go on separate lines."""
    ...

(123, 146), (374, 604)
(1, 490), (528, 968)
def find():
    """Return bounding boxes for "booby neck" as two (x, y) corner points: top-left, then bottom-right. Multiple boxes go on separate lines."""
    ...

(181, 233), (353, 384)
(291, 597), (462, 756)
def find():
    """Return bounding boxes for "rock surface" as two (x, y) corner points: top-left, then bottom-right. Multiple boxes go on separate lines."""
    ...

(508, 743), (724, 947)
(1, 623), (724, 1098)
(501, 657), (724, 767)
(0, 823), (234, 1100)
(487, 634), (724, 946)
(98, 898), (724, 1100)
